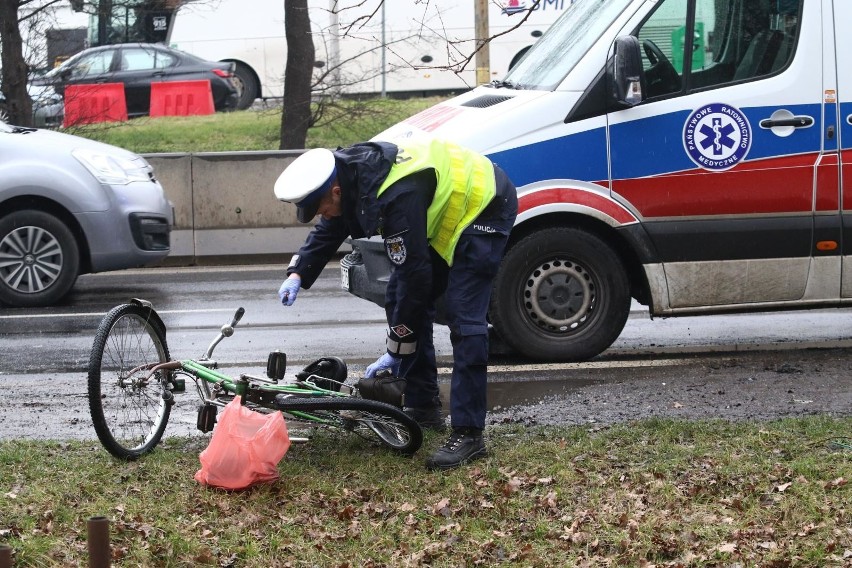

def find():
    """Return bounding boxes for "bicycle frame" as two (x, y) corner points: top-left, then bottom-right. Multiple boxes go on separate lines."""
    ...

(178, 359), (352, 424)
(88, 300), (422, 459)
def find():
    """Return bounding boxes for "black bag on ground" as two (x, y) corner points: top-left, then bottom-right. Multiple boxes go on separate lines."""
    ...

(356, 372), (406, 407)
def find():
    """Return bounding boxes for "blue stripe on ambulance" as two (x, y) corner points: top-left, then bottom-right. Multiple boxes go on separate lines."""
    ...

(487, 127), (608, 188)
(609, 104), (823, 180)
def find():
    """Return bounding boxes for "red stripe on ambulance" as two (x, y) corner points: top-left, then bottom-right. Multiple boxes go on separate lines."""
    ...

(519, 187), (637, 224)
(614, 153), (820, 218)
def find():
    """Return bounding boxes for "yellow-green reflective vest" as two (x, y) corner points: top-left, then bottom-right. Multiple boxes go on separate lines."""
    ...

(377, 138), (496, 265)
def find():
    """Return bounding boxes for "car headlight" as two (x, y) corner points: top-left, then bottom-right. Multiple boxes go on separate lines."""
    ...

(72, 148), (152, 185)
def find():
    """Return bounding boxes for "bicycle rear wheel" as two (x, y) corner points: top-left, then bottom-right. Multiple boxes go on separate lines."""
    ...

(88, 303), (171, 459)
(274, 396), (422, 455)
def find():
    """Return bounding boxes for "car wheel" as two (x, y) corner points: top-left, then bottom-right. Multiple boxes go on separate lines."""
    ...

(489, 227), (631, 361)
(232, 62), (258, 110)
(0, 210), (81, 307)
(0, 102), (9, 124)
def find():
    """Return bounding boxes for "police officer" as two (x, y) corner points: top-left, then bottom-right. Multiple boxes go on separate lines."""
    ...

(274, 137), (517, 470)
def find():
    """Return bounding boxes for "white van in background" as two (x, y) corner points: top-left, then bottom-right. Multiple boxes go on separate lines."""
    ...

(342, 0), (852, 362)
(166, 0), (571, 109)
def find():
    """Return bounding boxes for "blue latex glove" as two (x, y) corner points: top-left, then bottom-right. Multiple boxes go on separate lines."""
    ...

(365, 353), (401, 378)
(278, 275), (301, 306)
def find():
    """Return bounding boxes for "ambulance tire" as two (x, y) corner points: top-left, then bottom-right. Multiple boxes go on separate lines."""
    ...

(490, 227), (630, 362)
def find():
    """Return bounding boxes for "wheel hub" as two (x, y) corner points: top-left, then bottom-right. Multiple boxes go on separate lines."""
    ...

(524, 260), (594, 330)
(0, 225), (63, 294)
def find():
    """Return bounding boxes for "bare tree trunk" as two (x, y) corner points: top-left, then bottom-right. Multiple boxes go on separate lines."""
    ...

(279, 0), (314, 150)
(0, 0), (33, 127)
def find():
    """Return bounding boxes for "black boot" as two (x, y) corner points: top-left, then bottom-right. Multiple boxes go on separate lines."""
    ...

(403, 406), (446, 432)
(425, 427), (487, 470)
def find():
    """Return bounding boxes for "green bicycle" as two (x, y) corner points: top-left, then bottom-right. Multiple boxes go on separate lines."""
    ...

(87, 299), (422, 460)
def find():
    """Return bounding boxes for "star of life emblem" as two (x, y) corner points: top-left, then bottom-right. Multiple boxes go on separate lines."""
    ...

(683, 103), (752, 171)
(385, 235), (407, 265)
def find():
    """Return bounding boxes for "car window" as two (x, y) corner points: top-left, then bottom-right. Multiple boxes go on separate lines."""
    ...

(120, 48), (177, 71)
(154, 52), (178, 69)
(634, 0), (802, 97)
(715, 0), (800, 83)
(636, 0), (687, 98)
(69, 50), (114, 79)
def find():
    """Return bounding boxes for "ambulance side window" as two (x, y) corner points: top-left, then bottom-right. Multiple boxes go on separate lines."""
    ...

(692, 0), (800, 89)
(636, 0), (687, 99)
(634, 0), (801, 99)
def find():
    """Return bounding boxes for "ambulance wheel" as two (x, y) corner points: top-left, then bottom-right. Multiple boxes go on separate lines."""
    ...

(490, 227), (630, 362)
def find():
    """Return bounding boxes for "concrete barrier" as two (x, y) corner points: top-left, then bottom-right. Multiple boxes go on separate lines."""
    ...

(146, 150), (325, 262)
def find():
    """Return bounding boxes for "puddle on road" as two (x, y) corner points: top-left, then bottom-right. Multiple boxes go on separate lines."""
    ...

(438, 377), (603, 412)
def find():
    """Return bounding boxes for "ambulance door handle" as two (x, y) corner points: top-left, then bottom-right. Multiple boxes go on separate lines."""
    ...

(759, 116), (813, 128)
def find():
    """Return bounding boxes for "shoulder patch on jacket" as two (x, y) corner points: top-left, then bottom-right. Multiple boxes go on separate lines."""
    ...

(385, 235), (407, 265)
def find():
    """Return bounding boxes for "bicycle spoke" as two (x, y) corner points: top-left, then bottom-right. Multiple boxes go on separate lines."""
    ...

(89, 305), (171, 459)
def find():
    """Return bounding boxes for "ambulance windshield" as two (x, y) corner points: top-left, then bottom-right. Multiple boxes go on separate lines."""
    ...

(503, 0), (633, 91)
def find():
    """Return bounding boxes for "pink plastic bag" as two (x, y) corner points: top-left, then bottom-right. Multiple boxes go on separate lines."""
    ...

(195, 397), (290, 490)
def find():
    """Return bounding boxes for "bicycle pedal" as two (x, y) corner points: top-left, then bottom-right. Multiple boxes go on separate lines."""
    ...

(196, 404), (218, 433)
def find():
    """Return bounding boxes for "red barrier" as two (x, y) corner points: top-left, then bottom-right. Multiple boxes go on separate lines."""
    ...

(149, 80), (215, 117)
(63, 83), (128, 127)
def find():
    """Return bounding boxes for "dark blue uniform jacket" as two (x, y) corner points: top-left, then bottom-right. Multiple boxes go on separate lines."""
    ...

(287, 141), (441, 349)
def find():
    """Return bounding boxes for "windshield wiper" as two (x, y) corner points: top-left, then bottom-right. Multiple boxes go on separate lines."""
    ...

(11, 126), (37, 134)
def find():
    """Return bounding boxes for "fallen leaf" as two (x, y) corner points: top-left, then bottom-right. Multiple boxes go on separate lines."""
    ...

(502, 478), (521, 496)
(432, 498), (451, 517)
(337, 505), (356, 521)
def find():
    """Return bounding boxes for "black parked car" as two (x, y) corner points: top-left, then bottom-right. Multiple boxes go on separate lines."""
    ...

(33, 43), (239, 117)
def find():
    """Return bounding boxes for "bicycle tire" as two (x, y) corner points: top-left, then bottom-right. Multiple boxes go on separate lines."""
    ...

(88, 303), (171, 459)
(273, 396), (423, 455)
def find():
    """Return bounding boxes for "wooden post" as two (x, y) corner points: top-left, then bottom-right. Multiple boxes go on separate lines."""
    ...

(87, 517), (110, 568)
(0, 544), (12, 568)
(475, 0), (491, 85)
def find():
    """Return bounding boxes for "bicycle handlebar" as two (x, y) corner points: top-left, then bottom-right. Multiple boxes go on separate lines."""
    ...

(230, 307), (245, 328)
(201, 306), (245, 360)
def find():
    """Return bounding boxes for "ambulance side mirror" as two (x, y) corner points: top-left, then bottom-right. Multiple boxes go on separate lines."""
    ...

(610, 35), (644, 108)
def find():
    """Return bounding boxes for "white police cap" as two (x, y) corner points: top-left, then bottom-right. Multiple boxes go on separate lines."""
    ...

(274, 148), (337, 223)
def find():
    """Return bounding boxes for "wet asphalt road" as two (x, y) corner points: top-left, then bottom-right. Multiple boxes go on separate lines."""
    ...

(1, 263), (852, 440)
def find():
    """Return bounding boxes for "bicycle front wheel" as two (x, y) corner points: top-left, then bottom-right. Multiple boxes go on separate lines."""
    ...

(88, 303), (171, 459)
(274, 397), (423, 455)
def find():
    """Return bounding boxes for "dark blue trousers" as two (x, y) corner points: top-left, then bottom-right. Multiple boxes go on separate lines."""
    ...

(392, 167), (517, 429)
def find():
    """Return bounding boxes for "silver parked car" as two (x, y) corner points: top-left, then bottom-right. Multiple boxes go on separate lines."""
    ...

(0, 84), (65, 128)
(0, 121), (172, 307)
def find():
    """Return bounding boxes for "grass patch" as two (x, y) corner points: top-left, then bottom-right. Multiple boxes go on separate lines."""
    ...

(68, 97), (446, 154)
(2, 417), (850, 566)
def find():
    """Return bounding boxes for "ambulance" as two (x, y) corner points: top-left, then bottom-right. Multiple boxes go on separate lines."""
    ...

(341, 0), (851, 362)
